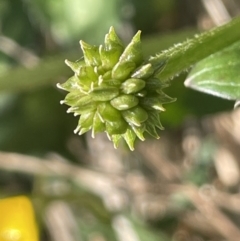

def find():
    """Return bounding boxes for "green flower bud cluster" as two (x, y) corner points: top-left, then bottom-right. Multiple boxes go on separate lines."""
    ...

(57, 27), (175, 150)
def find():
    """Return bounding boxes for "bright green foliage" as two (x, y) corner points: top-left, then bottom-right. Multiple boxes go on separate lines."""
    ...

(185, 40), (240, 100)
(58, 27), (175, 150)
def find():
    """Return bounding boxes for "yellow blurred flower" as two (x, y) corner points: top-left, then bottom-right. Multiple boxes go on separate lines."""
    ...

(0, 196), (38, 241)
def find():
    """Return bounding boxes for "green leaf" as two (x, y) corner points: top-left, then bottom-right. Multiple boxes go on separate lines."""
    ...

(185, 41), (240, 100)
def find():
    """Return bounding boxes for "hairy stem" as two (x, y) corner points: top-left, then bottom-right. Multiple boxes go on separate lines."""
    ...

(149, 16), (240, 82)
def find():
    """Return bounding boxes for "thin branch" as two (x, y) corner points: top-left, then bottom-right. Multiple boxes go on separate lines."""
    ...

(0, 35), (39, 67)
(0, 151), (127, 211)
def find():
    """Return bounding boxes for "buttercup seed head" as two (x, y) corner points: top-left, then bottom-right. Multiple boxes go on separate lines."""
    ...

(58, 27), (175, 150)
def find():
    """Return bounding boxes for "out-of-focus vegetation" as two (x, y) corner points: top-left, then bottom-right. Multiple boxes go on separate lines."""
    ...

(1, 0), (240, 241)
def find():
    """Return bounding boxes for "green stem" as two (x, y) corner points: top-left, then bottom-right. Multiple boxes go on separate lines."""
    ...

(0, 51), (79, 92)
(149, 16), (240, 82)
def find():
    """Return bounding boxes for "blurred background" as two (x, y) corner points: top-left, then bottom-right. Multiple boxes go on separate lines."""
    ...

(1, 0), (240, 240)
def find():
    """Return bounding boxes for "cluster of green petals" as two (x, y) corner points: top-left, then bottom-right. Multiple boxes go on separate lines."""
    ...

(57, 27), (175, 150)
